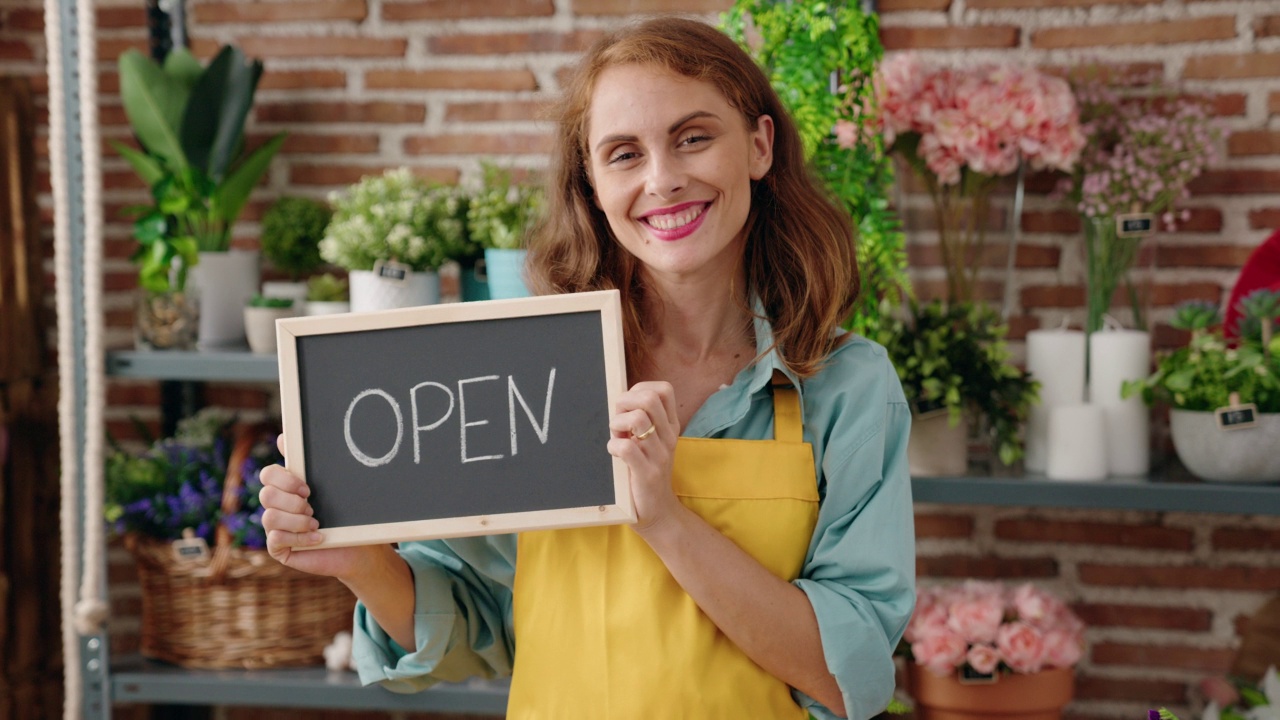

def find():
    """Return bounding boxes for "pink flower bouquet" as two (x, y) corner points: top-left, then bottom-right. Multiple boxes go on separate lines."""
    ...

(904, 581), (1086, 678)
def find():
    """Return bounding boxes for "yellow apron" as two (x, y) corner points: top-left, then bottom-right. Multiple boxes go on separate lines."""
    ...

(509, 375), (820, 719)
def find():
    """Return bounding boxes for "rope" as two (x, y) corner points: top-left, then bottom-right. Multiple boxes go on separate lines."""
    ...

(43, 0), (83, 713)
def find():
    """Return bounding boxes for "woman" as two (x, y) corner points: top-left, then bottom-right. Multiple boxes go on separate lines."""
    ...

(261, 17), (914, 720)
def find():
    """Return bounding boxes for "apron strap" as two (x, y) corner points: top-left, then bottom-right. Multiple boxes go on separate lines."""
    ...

(770, 370), (803, 443)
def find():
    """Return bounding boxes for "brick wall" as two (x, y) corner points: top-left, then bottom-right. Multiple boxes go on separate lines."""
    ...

(2, 0), (1279, 718)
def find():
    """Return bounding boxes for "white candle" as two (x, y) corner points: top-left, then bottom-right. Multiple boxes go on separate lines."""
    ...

(1046, 404), (1108, 481)
(1024, 329), (1087, 472)
(1089, 329), (1151, 475)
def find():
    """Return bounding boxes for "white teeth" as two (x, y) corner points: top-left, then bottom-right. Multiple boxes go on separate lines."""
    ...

(646, 204), (704, 231)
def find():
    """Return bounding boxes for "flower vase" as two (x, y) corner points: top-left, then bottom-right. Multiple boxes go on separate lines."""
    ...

(907, 664), (1075, 720)
(1083, 215), (1148, 335)
(908, 411), (969, 477)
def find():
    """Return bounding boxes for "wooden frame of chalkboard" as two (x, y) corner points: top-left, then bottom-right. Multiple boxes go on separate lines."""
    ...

(276, 290), (634, 548)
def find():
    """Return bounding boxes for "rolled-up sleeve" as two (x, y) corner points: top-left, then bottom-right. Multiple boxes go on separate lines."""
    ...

(794, 398), (916, 720)
(352, 534), (517, 693)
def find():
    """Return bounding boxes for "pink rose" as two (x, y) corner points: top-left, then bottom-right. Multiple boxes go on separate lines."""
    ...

(947, 596), (1003, 644)
(966, 643), (1001, 675)
(905, 600), (949, 644)
(913, 629), (968, 677)
(996, 621), (1045, 674)
(1041, 628), (1082, 669)
(1012, 584), (1064, 628)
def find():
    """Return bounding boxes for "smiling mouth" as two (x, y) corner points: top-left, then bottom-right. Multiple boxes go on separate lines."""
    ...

(641, 203), (710, 231)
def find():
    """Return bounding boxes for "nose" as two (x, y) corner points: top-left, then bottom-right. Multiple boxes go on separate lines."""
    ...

(644, 152), (686, 198)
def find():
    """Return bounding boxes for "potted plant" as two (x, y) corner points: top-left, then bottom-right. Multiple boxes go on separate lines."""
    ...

(319, 168), (469, 311)
(902, 581), (1085, 720)
(1150, 665), (1278, 720)
(876, 300), (1039, 476)
(260, 196), (332, 304)
(304, 272), (349, 316)
(1122, 292), (1280, 483)
(114, 45), (285, 348)
(104, 410), (351, 668)
(243, 295), (299, 355)
(467, 163), (544, 300)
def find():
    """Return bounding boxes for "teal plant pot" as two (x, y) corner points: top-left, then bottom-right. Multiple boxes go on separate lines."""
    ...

(484, 248), (531, 300)
(461, 263), (491, 302)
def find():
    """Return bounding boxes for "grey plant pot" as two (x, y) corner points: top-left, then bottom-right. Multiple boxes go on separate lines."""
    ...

(1169, 409), (1280, 483)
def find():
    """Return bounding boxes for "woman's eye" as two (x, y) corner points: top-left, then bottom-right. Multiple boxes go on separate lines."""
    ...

(607, 149), (638, 164)
(681, 134), (713, 147)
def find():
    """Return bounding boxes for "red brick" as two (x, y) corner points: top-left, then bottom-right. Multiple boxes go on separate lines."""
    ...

(1184, 53), (1280, 80)
(1033, 17), (1235, 49)
(971, 0), (1157, 6)
(1271, 92), (1280, 116)
(914, 513), (973, 539)
(366, 69), (538, 92)
(1212, 526), (1280, 552)
(916, 555), (1059, 579)
(98, 6), (145, 28)
(1075, 674), (1188, 703)
(1091, 642), (1235, 673)
(901, 204), (1007, 232)
(1249, 208), (1280, 230)
(258, 70), (348, 91)
(444, 100), (554, 123)
(881, 26), (1019, 50)
(289, 164), (460, 187)
(1193, 169), (1280, 195)
(878, 0), (951, 10)
(573, 0), (731, 14)
(384, 0), (553, 20)
(994, 520), (1194, 550)
(1022, 284), (1085, 308)
(1158, 245), (1254, 268)
(0, 40), (35, 61)
(1080, 564), (1280, 590)
(258, 101), (425, 124)
(429, 30), (606, 55)
(1022, 211), (1081, 234)
(195, 0), (366, 23)
(204, 385), (273, 409)
(236, 36), (407, 59)
(1169, 207), (1224, 233)
(1255, 15), (1280, 39)
(1229, 130), (1280, 157)
(403, 133), (551, 156)
(1072, 603), (1213, 631)
(906, 243), (1060, 269)
(1212, 93), (1247, 117)
(265, 133), (380, 155)
(1006, 314), (1038, 341)
(106, 382), (163, 407)
(913, 278), (1006, 304)
(4, 8), (45, 30)
(97, 38), (149, 61)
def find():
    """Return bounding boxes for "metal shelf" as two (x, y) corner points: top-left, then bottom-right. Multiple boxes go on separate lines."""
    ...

(106, 348), (279, 382)
(110, 656), (508, 713)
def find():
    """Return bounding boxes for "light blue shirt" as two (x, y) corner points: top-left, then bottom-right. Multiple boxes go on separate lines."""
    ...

(352, 314), (916, 720)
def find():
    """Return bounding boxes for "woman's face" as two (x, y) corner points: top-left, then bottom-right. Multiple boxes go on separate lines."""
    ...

(585, 64), (774, 285)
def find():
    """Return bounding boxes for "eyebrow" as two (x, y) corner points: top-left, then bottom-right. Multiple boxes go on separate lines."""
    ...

(592, 111), (721, 153)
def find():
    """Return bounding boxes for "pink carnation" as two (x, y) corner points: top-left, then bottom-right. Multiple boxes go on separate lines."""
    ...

(997, 621), (1046, 674)
(913, 629), (968, 677)
(1041, 628), (1083, 669)
(946, 596), (1004, 644)
(966, 644), (1001, 675)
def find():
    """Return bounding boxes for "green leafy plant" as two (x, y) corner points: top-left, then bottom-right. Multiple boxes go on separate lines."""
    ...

(876, 300), (1040, 465)
(722, 0), (907, 336)
(1123, 292), (1280, 412)
(261, 196), (332, 280)
(319, 168), (470, 273)
(247, 294), (293, 309)
(306, 273), (348, 302)
(466, 163), (544, 254)
(113, 45), (286, 292)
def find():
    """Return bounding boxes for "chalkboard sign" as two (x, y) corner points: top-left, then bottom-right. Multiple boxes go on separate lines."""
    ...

(1216, 402), (1258, 431)
(276, 290), (633, 549)
(1116, 212), (1155, 238)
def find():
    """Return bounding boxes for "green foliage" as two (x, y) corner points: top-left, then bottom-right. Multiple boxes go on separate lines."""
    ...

(319, 168), (470, 273)
(466, 163), (545, 254)
(114, 46), (285, 291)
(1237, 288), (1280, 344)
(1123, 298), (1280, 413)
(306, 272), (349, 302)
(260, 196), (332, 279)
(247, 294), (294, 308)
(722, 0), (908, 336)
(876, 301), (1040, 465)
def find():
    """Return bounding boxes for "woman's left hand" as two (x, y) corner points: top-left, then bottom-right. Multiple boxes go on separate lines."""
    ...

(608, 381), (683, 533)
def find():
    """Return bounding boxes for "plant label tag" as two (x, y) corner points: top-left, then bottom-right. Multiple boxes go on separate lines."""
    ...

(171, 535), (210, 562)
(914, 397), (948, 420)
(1216, 402), (1258, 431)
(957, 666), (997, 685)
(373, 259), (411, 286)
(1116, 212), (1155, 239)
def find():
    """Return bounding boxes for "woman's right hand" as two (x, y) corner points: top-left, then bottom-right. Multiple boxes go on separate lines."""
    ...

(260, 436), (381, 581)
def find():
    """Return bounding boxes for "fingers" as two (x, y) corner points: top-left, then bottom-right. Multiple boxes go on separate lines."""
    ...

(260, 462), (323, 553)
(267, 528), (323, 554)
(613, 382), (678, 442)
(276, 432), (287, 458)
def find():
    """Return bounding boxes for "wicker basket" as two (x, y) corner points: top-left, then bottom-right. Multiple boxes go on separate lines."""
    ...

(128, 424), (354, 669)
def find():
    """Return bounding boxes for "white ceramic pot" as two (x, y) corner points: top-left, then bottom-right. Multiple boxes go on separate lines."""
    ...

(304, 301), (350, 316)
(908, 411), (969, 477)
(261, 280), (309, 305)
(1170, 409), (1280, 483)
(348, 269), (439, 312)
(244, 305), (301, 355)
(190, 250), (259, 348)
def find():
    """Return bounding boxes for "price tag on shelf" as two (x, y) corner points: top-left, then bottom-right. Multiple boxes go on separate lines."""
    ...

(372, 258), (412, 286)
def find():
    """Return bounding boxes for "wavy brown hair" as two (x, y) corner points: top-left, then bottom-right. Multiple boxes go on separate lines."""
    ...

(525, 16), (858, 378)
